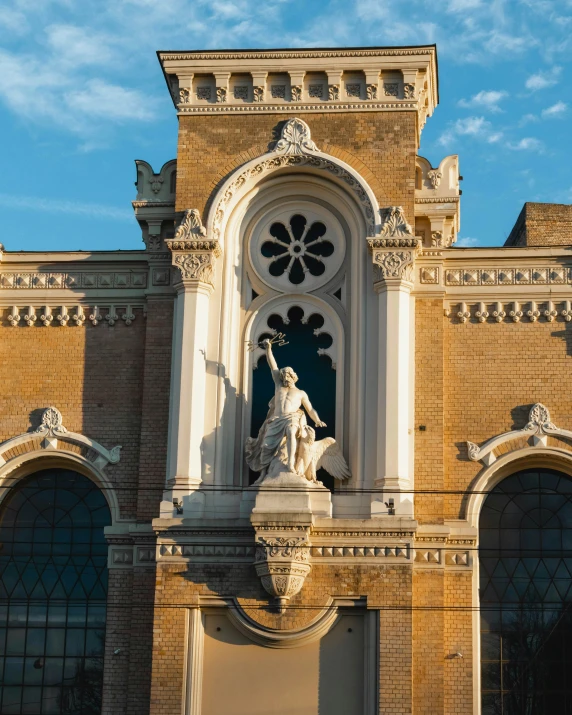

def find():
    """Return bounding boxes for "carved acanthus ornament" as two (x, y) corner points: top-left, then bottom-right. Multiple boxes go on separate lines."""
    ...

(253, 535), (312, 612)
(275, 117), (318, 155)
(367, 207), (420, 287)
(427, 169), (442, 188)
(167, 209), (221, 289)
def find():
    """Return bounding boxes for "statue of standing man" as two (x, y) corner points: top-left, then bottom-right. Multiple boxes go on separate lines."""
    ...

(246, 339), (351, 484)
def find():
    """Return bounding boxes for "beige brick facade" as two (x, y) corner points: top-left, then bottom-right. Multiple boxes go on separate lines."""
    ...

(1, 44), (571, 715)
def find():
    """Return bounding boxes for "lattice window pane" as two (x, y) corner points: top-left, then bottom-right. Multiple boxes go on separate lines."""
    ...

(0, 469), (111, 714)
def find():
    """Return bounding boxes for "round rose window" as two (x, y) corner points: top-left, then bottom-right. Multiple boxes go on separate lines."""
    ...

(249, 203), (345, 292)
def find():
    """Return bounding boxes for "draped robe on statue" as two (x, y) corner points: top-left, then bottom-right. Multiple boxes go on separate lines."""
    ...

(245, 397), (304, 478)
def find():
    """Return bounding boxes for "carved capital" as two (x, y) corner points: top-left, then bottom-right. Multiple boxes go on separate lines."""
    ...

(368, 207), (420, 287)
(371, 250), (416, 285)
(171, 250), (220, 288)
(167, 209), (222, 289)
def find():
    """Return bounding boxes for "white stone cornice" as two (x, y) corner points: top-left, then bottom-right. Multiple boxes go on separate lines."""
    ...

(159, 46), (438, 140)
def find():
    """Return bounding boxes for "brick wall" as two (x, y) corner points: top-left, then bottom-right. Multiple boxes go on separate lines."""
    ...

(505, 202), (572, 246)
(443, 316), (572, 520)
(175, 112), (417, 225)
(149, 562), (414, 714)
(415, 298), (445, 525)
(0, 307), (146, 519)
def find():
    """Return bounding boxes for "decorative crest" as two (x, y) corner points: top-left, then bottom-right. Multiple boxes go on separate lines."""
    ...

(275, 118), (318, 156)
(467, 403), (569, 466)
(174, 209), (207, 240)
(379, 206), (414, 238)
(36, 407), (68, 437)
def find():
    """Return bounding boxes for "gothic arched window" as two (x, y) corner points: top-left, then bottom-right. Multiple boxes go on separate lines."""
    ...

(479, 468), (572, 714)
(0, 468), (111, 714)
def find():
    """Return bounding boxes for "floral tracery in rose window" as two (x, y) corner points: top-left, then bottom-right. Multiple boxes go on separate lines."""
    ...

(261, 214), (335, 285)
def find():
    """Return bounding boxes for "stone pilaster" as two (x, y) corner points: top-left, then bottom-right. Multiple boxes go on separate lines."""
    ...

(163, 209), (221, 516)
(368, 208), (421, 517)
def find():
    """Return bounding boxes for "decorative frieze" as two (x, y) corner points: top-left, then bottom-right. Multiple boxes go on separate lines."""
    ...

(445, 266), (570, 286)
(4, 305), (139, 327)
(159, 543), (255, 558)
(0, 271), (148, 289)
(447, 299), (572, 324)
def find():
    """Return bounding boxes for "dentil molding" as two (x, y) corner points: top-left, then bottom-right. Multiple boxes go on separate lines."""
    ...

(5, 304), (139, 327)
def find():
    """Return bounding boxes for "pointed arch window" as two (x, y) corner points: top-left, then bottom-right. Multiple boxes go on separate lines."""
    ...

(0, 468), (111, 714)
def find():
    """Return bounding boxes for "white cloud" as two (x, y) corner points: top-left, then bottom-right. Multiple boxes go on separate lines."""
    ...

(0, 6), (29, 33)
(525, 66), (562, 90)
(438, 116), (503, 146)
(508, 137), (544, 151)
(455, 236), (480, 247)
(447, 0), (482, 12)
(541, 100), (567, 117)
(485, 32), (529, 54)
(45, 24), (118, 67)
(458, 89), (508, 113)
(0, 193), (132, 221)
(65, 79), (155, 122)
(0, 46), (156, 135)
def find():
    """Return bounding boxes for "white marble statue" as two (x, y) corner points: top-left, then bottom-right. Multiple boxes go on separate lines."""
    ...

(246, 339), (351, 484)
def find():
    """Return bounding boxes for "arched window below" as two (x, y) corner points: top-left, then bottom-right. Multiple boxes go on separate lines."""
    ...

(480, 468), (572, 714)
(0, 468), (111, 714)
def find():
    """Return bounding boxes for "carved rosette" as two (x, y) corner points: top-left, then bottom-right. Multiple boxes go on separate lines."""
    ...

(167, 209), (221, 290)
(368, 208), (421, 288)
(253, 536), (311, 613)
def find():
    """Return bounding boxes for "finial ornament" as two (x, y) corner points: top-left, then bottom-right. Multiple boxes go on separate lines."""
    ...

(275, 118), (318, 156)
(379, 206), (414, 238)
(174, 209), (207, 240)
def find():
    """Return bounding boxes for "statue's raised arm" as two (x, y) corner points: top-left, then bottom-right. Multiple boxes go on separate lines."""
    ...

(262, 339), (281, 386)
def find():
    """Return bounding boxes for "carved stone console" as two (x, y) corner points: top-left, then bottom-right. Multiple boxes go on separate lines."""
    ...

(253, 529), (312, 613)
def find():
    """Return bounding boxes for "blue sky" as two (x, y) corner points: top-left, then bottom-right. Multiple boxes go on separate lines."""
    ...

(0, 0), (571, 251)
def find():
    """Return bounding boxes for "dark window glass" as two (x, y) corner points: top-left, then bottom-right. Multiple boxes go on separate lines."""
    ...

(480, 469), (572, 714)
(250, 306), (336, 489)
(0, 469), (111, 714)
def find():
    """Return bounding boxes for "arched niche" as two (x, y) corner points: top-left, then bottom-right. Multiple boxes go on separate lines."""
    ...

(207, 165), (372, 488)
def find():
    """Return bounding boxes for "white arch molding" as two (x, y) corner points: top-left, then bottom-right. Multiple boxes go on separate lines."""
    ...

(206, 161), (374, 492)
(0, 407), (124, 524)
(206, 118), (381, 247)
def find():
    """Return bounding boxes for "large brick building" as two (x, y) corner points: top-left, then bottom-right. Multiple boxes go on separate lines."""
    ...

(1, 45), (572, 715)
